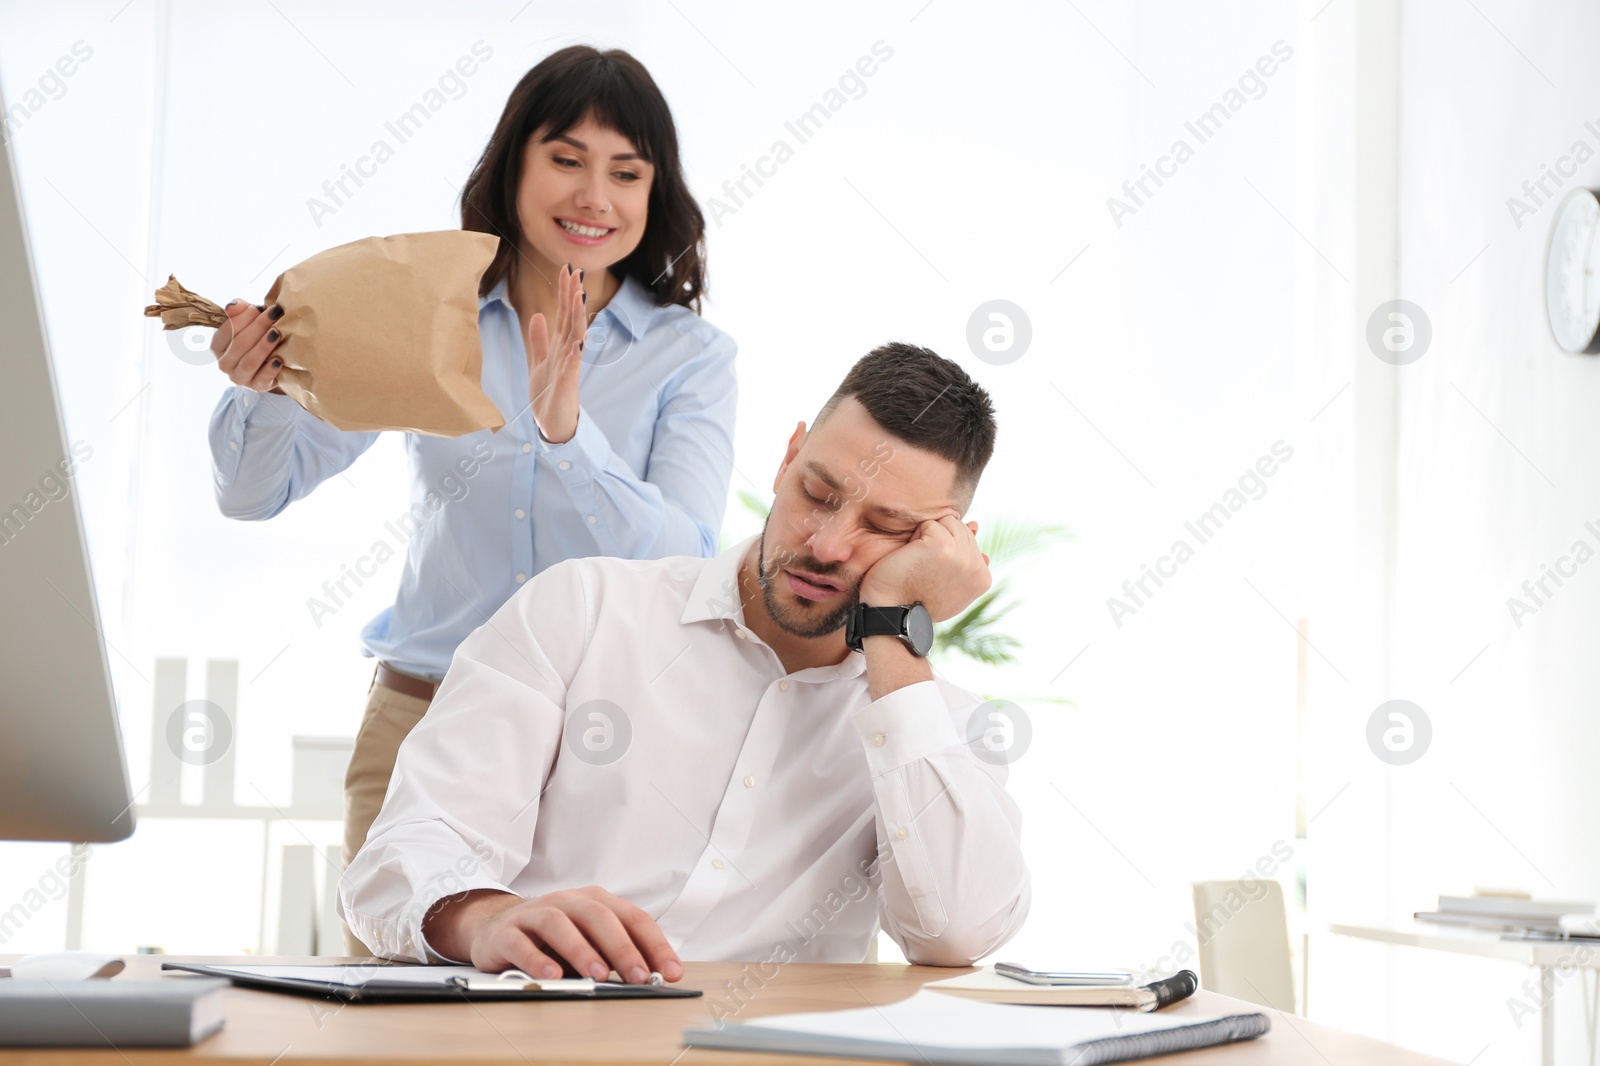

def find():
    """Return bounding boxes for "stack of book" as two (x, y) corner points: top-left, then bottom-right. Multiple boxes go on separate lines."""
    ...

(1414, 894), (1595, 934)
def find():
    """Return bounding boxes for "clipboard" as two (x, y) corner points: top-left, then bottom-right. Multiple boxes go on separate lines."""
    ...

(161, 963), (703, 1003)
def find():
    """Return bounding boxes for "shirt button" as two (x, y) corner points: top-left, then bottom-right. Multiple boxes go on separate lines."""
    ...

(743, 774), (756, 789)
(559, 460), (572, 471)
(735, 629), (746, 640)
(521, 442), (533, 454)
(711, 858), (726, 870)
(779, 680), (790, 692)
(895, 826), (909, 840)
(229, 440), (239, 451)
(515, 572), (527, 584)
(586, 514), (596, 524)
(514, 508), (526, 519)
(872, 732), (886, 747)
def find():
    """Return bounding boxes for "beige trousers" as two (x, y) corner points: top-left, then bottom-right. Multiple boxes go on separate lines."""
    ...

(340, 665), (433, 956)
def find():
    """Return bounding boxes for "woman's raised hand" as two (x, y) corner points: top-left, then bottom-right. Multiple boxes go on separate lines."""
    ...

(525, 263), (587, 445)
(211, 300), (286, 393)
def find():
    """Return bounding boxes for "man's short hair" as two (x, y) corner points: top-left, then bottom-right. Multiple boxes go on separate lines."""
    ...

(816, 342), (997, 508)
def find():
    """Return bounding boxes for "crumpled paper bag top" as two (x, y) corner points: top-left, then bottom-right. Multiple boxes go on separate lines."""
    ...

(144, 276), (226, 329)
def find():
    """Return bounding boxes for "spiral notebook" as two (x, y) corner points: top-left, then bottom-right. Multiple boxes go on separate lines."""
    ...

(681, 989), (1269, 1066)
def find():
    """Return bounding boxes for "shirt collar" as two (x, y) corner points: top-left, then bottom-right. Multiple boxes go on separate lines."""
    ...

(681, 534), (758, 625)
(481, 268), (658, 343)
(481, 271), (512, 311)
(599, 272), (658, 342)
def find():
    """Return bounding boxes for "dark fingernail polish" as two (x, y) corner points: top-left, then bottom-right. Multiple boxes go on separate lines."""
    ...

(226, 298), (240, 308)
(255, 303), (265, 312)
(268, 304), (284, 320)
(580, 268), (585, 281)
(582, 291), (587, 304)
(271, 358), (282, 368)
(267, 328), (280, 342)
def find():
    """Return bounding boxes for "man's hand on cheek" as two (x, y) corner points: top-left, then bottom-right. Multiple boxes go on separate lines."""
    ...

(859, 516), (991, 622)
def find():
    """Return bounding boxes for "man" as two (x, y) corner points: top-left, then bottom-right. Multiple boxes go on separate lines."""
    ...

(339, 342), (1031, 981)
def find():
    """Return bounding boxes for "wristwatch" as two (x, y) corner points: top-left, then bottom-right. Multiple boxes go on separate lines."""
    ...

(845, 602), (934, 657)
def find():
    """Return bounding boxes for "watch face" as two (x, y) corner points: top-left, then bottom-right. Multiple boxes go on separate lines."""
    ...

(1547, 188), (1600, 353)
(906, 603), (935, 656)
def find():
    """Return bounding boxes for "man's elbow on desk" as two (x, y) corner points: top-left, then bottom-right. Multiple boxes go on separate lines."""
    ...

(896, 926), (1019, 969)
(892, 876), (1033, 968)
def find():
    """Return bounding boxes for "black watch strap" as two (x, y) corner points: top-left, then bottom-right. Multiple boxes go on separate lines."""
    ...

(846, 603), (933, 656)
(847, 605), (908, 651)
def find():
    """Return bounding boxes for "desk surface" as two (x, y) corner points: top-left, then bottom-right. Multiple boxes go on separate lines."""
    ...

(1, 955), (1458, 1065)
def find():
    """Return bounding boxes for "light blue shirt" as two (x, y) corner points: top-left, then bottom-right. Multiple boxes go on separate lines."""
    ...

(207, 271), (738, 680)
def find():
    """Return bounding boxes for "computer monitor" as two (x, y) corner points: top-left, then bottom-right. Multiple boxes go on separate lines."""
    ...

(0, 78), (136, 843)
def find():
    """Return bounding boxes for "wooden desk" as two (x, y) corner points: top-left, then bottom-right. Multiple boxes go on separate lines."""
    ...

(1, 955), (1458, 1065)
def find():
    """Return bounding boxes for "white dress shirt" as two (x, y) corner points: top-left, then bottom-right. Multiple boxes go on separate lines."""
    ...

(338, 534), (1032, 967)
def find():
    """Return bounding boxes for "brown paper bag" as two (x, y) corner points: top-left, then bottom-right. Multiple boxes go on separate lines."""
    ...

(145, 230), (506, 437)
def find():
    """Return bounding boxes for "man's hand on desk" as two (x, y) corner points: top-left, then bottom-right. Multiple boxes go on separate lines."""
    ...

(421, 886), (684, 984)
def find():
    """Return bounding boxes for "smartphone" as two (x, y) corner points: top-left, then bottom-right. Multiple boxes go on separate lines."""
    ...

(993, 962), (1135, 986)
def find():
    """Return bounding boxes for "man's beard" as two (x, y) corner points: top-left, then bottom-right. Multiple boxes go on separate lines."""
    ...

(756, 518), (860, 639)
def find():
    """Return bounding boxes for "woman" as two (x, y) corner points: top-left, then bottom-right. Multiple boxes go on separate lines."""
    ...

(205, 46), (737, 952)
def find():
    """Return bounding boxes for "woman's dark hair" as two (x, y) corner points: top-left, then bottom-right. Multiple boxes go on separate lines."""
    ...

(459, 45), (706, 311)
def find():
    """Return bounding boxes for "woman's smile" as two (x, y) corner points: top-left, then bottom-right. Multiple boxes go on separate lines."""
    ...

(556, 215), (617, 245)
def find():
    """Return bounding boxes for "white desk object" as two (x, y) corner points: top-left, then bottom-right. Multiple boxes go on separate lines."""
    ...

(1330, 921), (1600, 1066)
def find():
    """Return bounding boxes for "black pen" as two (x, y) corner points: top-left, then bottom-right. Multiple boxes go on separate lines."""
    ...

(1143, 969), (1200, 1011)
